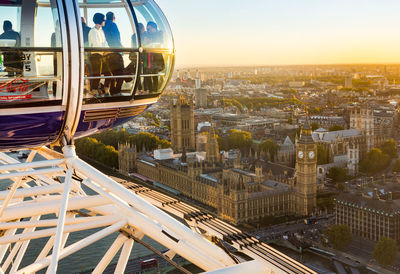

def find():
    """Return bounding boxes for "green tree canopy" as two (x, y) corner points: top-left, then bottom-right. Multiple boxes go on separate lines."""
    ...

(380, 138), (398, 159)
(359, 148), (391, 174)
(393, 159), (400, 173)
(327, 167), (349, 182)
(311, 122), (320, 131)
(373, 237), (398, 266)
(317, 144), (329, 165)
(324, 224), (352, 250)
(91, 129), (171, 151)
(259, 139), (279, 162)
(75, 137), (118, 168)
(227, 129), (252, 150)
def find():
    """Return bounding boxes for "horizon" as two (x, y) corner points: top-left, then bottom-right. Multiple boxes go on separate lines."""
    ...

(156, 0), (400, 67)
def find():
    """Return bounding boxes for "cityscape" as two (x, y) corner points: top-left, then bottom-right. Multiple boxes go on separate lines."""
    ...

(1, 0), (400, 273)
(75, 63), (400, 273)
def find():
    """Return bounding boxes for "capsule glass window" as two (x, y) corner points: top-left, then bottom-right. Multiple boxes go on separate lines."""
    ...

(0, 0), (63, 103)
(80, 0), (139, 101)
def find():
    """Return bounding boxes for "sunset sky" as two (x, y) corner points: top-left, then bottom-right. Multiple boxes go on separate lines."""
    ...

(156, 0), (400, 67)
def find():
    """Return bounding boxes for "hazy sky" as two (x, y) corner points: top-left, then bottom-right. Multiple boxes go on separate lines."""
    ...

(156, 0), (400, 67)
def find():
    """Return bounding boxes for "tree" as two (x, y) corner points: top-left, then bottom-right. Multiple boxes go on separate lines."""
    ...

(380, 139), (398, 159)
(259, 139), (279, 162)
(317, 144), (329, 165)
(327, 167), (349, 182)
(359, 148), (391, 174)
(324, 224), (352, 250)
(373, 237), (398, 266)
(75, 137), (118, 168)
(328, 125), (344, 131)
(226, 129), (252, 152)
(393, 159), (400, 173)
(311, 122), (320, 131)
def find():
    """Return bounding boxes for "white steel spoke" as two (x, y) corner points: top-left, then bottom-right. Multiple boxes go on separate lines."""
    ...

(48, 166), (73, 274)
(0, 144), (309, 273)
(0, 228), (18, 264)
(9, 216), (40, 273)
(0, 215), (122, 245)
(35, 236), (55, 263)
(93, 234), (127, 274)
(115, 238), (134, 274)
(16, 219), (127, 274)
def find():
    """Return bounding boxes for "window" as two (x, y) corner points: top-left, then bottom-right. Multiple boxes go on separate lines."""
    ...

(131, 0), (174, 97)
(0, 0), (63, 103)
(80, 0), (138, 100)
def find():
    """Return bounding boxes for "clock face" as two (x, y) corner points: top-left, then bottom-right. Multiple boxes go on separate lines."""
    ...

(298, 151), (304, 159)
(309, 151), (315, 159)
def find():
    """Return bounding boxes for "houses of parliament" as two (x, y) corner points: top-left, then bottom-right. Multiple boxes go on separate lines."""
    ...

(119, 95), (317, 224)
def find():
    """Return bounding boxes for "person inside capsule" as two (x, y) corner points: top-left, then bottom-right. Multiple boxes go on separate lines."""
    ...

(88, 13), (110, 97)
(0, 20), (22, 77)
(103, 11), (124, 96)
(142, 21), (165, 93)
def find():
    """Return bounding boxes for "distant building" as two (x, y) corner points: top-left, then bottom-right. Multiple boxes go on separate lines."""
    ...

(170, 95), (195, 153)
(276, 136), (296, 167)
(118, 143), (136, 175)
(349, 106), (374, 152)
(344, 75), (352, 88)
(336, 186), (400, 242)
(195, 88), (207, 108)
(312, 128), (364, 176)
(195, 78), (201, 89)
(289, 81), (305, 88)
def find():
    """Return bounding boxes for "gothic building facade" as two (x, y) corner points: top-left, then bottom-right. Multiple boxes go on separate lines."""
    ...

(118, 143), (136, 175)
(170, 95), (195, 153)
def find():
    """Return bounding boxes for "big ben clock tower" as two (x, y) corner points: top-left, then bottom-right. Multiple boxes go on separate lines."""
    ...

(296, 119), (317, 216)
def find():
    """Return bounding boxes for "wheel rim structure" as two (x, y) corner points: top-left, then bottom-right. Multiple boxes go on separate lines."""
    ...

(0, 146), (316, 273)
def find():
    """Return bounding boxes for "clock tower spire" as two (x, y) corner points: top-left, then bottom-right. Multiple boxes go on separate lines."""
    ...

(295, 117), (317, 216)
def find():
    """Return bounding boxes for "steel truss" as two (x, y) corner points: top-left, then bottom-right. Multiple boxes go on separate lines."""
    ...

(0, 145), (314, 273)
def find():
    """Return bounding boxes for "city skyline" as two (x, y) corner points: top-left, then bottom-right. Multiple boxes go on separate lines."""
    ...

(157, 0), (400, 67)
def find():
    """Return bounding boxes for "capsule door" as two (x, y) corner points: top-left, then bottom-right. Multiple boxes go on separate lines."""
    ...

(0, 0), (80, 150)
(75, 0), (175, 138)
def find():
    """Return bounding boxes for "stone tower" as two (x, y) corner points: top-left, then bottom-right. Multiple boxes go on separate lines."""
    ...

(350, 106), (374, 152)
(295, 119), (317, 216)
(255, 161), (263, 184)
(170, 95), (195, 153)
(118, 143), (136, 175)
(206, 126), (220, 165)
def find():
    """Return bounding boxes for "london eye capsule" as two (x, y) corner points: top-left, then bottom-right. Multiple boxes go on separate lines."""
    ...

(0, 0), (174, 150)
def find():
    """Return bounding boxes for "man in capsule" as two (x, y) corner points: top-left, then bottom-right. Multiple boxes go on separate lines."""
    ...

(88, 13), (109, 97)
(102, 11), (124, 95)
(0, 20), (22, 77)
